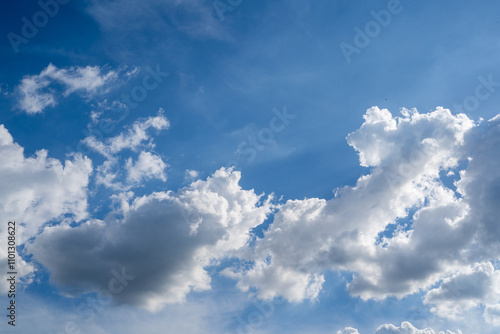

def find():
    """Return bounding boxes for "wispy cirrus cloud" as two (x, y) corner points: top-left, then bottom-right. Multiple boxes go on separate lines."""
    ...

(87, 0), (229, 42)
(83, 110), (169, 157)
(15, 63), (119, 114)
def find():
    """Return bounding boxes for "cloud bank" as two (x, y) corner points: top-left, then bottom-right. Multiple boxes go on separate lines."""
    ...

(19, 106), (500, 326)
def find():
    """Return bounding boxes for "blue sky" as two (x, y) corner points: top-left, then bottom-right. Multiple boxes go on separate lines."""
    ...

(1, 0), (500, 333)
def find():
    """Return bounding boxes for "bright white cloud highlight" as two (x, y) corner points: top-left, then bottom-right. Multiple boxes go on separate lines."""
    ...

(126, 151), (167, 183)
(339, 321), (462, 334)
(0, 124), (92, 291)
(16, 63), (118, 114)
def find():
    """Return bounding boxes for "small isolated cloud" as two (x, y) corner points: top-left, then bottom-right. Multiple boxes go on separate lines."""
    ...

(375, 321), (461, 334)
(15, 63), (118, 114)
(337, 327), (360, 334)
(185, 169), (199, 181)
(27, 168), (273, 311)
(0, 124), (92, 291)
(126, 151), (167, 183)
(16, 74), (55, 115)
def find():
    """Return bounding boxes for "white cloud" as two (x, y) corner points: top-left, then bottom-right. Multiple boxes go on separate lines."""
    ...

(220, 106), (500, 326)
(375, 321), (461, 334)
(27, 168), (273, 311)
(185, 169), (199, 182)
(41, 63), (118, 96)
(16, 63), (118, 114)
(423, 262), (500, 320)
(84, 110), (169, 157)
(416, 113), (500, 323)
(126, 151), (167, 183)
(228, 107), (477, 302)
(9, 292), (237, 334)
(84, 110), (170, 190)
(0, 124), (92, 291)
(338, 322), (462, 334)
(16, 75), (56, 114)
(484, 303), (500, 326)
(224, 259), (325, 302)
(19, 105), (500, 326)
(337, 327), (360, 334)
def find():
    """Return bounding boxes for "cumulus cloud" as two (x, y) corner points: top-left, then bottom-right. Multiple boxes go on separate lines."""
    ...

(27, 168), (273, 311)
(227, 107), (478, 302)
(484, 303), (500, 326)
(417, 114), (500, 322)
(0, 124), (92, 291)
(375, 321), (461, 334)
(218, 106), (500, 325)
(423, 262), (500, 319)
(16, 63), (118, 114)
(21, 105), (500, 324)
(338, 321), (462, 334)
